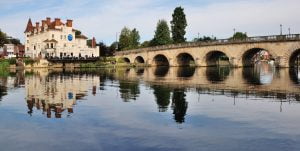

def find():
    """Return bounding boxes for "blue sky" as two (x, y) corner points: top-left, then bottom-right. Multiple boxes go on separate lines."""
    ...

(0, 0), (299, 45)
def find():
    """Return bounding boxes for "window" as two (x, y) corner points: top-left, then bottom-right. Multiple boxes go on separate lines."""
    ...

(61, 35), (63, 40)
(52, 34), (54, 38)
(27, 47), (29, 51)
(51, 43), (54, 48)
(27, 40), (29, 43)
(64, 43), (66, 47)
(34, 45), (36, 50)
(47, 43), (49, 48)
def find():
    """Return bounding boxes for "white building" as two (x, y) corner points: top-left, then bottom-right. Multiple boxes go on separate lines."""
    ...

(24, 17), (99, 59)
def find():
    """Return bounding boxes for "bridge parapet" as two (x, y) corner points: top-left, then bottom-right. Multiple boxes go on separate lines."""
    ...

(115, 34), (300, 55)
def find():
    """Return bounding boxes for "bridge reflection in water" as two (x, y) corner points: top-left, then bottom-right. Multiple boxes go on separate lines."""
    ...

(1, 64), (293, 121)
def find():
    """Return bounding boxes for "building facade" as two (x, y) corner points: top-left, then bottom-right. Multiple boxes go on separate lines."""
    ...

(24, 17), (99, 59)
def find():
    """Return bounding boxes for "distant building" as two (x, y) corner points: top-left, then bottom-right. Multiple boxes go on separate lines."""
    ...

(1, 44), (25, 58)
(24, 17), (99, 59)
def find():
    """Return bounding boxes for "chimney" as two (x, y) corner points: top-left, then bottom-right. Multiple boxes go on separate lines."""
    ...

(46, 17), (51, 25)
(36, 22), (40, 32)
(66, 19), (73, 27)
(55, 18), (61, 26)
(92, 37), (96, 48)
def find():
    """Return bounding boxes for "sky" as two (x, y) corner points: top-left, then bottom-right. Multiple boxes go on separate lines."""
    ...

(0, 0), (299, 45)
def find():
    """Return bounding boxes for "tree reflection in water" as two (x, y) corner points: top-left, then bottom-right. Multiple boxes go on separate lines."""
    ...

(151, 85), (171, 112)
(172, 89), (188, 123)
(119, 80), (140, 102)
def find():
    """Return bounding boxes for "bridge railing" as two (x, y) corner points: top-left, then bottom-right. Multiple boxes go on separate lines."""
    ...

(115, 34), (300, 55)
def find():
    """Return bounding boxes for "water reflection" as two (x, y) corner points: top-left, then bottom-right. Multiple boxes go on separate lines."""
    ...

(154, 66), (169, 77)
(172, 88), (188, 123)
(151, 85), (171, 112)
(290, 67), (300, 84)
(243, 62), (275, 85)
(177, 67), (195, 78)
(206, 66), (230, 83)
(119, 80), (140, 102)
(25, 71), (99, 118)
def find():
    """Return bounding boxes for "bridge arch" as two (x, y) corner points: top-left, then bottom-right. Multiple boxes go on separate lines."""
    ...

(134, 56), (145, 64)
(119, 57), (131, 64)
(153, 54), (169, 66)
(176, 53), (196, 66)
(242, 48), (274, 67)
(205, 51), (230, 66)
(288, 49), (300, 67)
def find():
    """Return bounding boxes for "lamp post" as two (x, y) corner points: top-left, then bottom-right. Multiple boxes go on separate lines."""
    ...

(280, 24), (283, 35)
(288, 28), (291, 35)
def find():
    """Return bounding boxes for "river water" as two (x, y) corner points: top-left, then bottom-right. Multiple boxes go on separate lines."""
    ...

(0, 64), (300, 151)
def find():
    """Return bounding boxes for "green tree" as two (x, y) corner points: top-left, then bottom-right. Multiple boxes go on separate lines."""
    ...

(193, 36), (216, 42)
(231, 32), (248, 40)
(151, 19), (172, 46)
(130, 28), (140, 49)
(0, 29), (8, 47)
(171, 7), (187, 43)
(140, 41), (150, 48)
(118, 27), (131, 50)
(75, 30), (81, 36)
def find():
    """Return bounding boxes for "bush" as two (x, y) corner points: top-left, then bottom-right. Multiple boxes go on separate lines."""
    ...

(24, 58), (36, 65)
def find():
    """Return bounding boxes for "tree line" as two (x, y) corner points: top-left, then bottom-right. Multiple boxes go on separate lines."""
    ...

(0, 29), (21, 47)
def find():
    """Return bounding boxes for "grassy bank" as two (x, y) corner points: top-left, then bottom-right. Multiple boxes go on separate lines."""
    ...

(79, 57), (147, 68)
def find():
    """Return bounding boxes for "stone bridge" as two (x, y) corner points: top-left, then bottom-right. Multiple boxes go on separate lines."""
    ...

(115, 34), (300, 67)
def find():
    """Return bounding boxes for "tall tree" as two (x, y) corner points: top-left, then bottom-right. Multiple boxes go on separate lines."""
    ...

(151, 19), (172, 46)
(171, 7), (187, 43)
(0, 29), (8, 47)
(118, 27), (132, 50)
(130, 28), (140, 49)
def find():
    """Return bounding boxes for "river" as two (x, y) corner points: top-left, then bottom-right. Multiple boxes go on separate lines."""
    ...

(0, 64), (300, 151)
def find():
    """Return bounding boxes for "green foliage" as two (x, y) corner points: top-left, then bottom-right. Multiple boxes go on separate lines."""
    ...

(0, 29), (8, 47)
(110, 42), (118, 51)
(118, 27), (141, 50)
(87, 39), (92, 47)
(140, 41), (150, 48)
(231, 32), (248, 40)
(119, 27), (132, 50)
(130, 28), (140, 48)
(23, 58), (36, 65)
(0, 59), (9, 69)
(151, 20), (172, 46)
(7, 38), (21, 45)
(193, 36), (217, 42)
(75, 30), (82, 36)
(171, 7), (187, 44)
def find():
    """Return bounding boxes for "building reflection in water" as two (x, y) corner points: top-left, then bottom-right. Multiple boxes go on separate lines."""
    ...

(243, 62), (275, 85)
(25, 70), (99, 118)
